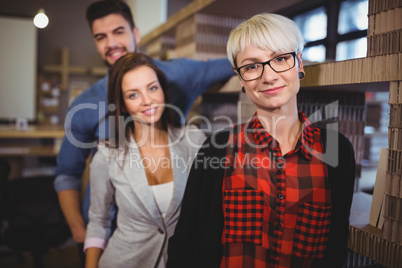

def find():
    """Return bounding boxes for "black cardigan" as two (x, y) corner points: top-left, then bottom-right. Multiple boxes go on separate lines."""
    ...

(167, 128), (355, 268)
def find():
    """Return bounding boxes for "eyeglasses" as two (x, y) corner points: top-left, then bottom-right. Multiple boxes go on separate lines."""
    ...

(236, 52), (296, 81)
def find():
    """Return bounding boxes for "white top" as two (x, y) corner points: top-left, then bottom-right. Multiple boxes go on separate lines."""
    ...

(150, 181), (174, 218)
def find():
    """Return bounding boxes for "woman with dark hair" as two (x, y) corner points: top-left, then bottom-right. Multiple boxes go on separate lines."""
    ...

(84, 53), (206, 268)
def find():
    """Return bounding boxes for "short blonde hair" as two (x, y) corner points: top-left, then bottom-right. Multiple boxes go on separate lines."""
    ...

(227, 13), (304, 68)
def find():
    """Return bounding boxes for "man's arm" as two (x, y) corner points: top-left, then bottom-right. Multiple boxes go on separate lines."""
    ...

(58, 189), (87, 243)
(55, 131), (93, 243)
(155, 57), (235, 118)
(54, 97), (102, 243)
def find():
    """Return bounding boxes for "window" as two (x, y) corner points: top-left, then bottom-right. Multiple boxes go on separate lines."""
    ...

(303, 45), (326, 62)
(293, 7), (327, 43)
(338, 0), (368, 35)
(291, 0), (368, 63)
(336, 37), (367, 61)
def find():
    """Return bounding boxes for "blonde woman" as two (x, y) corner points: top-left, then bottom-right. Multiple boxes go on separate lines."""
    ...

(168, 13), (355, 268)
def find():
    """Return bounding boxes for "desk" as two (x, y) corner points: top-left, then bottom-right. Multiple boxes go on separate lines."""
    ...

(348, 192), (402, 267)
(0, 125), (65, 179)
(0, 125), (64, 156)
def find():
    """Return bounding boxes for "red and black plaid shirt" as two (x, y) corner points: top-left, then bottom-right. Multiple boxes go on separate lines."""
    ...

(221, 112), (332, 268)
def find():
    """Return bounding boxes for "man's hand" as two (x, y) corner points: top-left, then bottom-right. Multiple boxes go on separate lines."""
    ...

(58, 189), (87, 243)
(71, 221), (87, 243)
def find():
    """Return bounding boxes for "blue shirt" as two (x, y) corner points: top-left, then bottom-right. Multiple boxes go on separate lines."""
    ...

(54, 57), (234, 195)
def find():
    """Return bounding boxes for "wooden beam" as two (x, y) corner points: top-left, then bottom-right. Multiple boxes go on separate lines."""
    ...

(140, 0), (216, 46)
(42, 47), (88, 90)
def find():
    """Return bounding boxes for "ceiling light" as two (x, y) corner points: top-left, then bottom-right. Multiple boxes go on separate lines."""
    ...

(33, 9), (49, 29)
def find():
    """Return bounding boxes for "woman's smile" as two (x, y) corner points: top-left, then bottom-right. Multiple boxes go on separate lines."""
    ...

(142, 107), (158, 115)
(260, 86), (284, 95)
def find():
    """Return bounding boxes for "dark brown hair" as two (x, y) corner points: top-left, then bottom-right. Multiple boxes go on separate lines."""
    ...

(107, 52), (177, 148)
(86, 0), (135, 31)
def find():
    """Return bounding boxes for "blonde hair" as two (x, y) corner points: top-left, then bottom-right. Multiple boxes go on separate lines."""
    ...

(227, 13), (304, 68)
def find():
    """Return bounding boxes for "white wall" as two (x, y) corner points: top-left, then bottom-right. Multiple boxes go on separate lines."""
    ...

(0, 16), (37, 121)
(126, 0), (167, 37)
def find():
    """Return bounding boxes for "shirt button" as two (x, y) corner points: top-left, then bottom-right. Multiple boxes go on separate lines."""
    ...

(277, 193), (284, 199)
(275, 223), (281, 230)
(272, 251), (278, 257)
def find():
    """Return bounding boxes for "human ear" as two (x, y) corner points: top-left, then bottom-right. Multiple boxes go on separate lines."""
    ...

(237, 73), (247, 92)
(297, 52), (304, 73)
(133, 27), (141, 46)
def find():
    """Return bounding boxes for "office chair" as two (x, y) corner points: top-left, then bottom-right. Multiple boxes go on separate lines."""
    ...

(2, 176), (71, 268)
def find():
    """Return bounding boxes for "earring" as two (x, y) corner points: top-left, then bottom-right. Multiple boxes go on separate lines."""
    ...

(298, 72), (305, 80)
(241, 86), (246, 93)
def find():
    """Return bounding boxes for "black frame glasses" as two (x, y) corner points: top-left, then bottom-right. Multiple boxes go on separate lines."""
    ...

(235, 52), (297, 81)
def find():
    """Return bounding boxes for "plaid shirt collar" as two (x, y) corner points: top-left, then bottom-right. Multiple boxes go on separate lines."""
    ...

(246, 111), (315, 159)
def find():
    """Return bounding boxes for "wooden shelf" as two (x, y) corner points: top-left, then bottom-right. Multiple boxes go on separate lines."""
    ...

(301, 54), (402, 89)
(348, 192), (402, 268)
(0, 125), (64, 139)
(0, 145), (60, 156)
(140, 0), (305, 46)
(0, 125), (63, 157)
(300, 81), (390, 92)
(141, 0), (401, 94)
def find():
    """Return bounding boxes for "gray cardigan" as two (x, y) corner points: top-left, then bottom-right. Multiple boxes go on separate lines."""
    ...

(85, 125), (206, 268)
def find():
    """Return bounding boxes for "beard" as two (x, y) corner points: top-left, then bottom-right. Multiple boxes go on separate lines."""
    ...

(104, 59), (112, 68)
